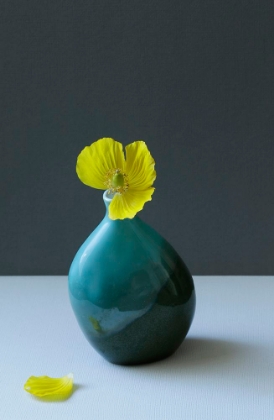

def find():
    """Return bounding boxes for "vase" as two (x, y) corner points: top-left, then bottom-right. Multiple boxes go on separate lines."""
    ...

(68, 191), (196, 365)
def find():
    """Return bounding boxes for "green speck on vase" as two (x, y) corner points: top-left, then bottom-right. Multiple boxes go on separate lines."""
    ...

(89, 316), (103, 332)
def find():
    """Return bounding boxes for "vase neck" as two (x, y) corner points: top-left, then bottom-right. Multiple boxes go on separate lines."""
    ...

(103, 190), (117, 219)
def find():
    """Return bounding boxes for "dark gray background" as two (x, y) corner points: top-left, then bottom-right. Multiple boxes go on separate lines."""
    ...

(1, 0), (274, 275)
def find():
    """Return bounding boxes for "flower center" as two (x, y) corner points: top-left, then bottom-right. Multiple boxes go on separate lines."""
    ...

(111, 172), (124, 188)
(104, 168), (129, 194)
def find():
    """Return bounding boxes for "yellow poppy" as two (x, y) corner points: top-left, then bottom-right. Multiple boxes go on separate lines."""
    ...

(76, 138), (156, 220)
(24, 373), (74, 398)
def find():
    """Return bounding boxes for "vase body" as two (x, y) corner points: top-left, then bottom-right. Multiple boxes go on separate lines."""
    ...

(68, 192), (196, 365)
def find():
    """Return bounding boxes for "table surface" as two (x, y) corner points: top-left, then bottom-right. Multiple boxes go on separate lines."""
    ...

(1, 276), (274, 420)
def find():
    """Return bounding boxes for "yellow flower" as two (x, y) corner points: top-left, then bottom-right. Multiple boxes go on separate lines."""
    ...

(76, 138), (156, 220)
(24, 373), (74, 398)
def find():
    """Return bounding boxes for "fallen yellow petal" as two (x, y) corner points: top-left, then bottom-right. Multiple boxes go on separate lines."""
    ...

(24, 373), (73, 398)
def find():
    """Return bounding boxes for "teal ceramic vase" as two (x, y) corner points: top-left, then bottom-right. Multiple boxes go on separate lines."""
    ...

(68, 191), (196, 365)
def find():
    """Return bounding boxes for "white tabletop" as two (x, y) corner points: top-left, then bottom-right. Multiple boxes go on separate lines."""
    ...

(1, 276), (273, 420)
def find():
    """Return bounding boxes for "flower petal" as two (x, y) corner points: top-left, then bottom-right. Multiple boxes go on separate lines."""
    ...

(24, 373), (74, 398)
(125, 141), (156, 190)
(76, 138), (125, 189)
(109, 188), (155, 220)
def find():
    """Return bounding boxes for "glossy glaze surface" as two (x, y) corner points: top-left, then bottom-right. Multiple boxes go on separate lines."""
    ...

(68, 192), (196, 365)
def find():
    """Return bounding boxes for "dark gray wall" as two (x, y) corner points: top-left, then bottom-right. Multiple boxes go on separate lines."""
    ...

(1, 0), (274, 275)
